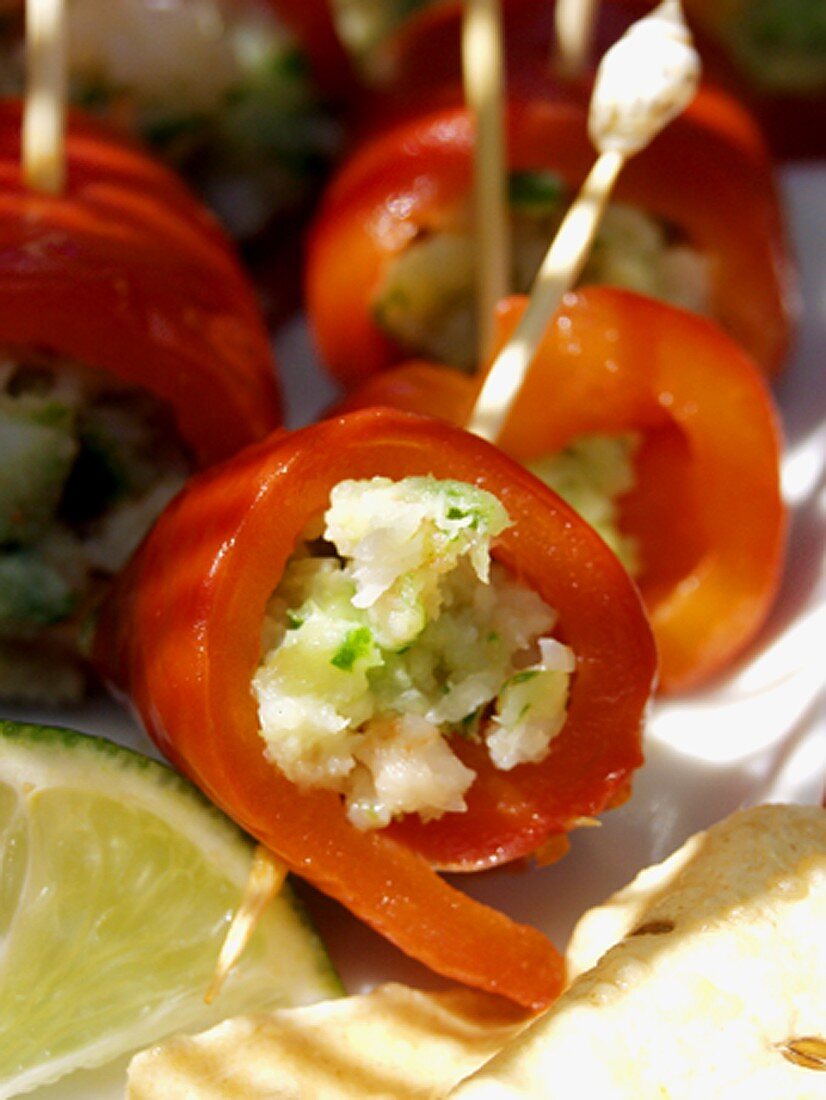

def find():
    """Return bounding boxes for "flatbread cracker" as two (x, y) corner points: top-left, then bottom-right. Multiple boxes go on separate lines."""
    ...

(451, 804), (826, 1099)
(127, 982), (529, 1100)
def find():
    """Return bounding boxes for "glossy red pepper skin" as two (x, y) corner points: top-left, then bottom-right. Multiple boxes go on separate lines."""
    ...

(94, 407), (656, 1009)
(306, 91), (795, 390)
(0, 101), (281, 463)
(337, 290), (786, 695)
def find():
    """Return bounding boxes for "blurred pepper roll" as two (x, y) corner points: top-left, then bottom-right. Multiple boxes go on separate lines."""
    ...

(0, 101), (281, 703)
(366, 0), (826, 160)
(682, 0), (826, 159)
(0, 0), (344, 242)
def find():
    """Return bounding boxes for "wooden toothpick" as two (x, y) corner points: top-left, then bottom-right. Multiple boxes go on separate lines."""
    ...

(23, 0), (67, 194)
(467, 0), (699, 443)
(462, 0), (511, 366)
(205, 845), (288, 1005)
(554, 0), (600, 78)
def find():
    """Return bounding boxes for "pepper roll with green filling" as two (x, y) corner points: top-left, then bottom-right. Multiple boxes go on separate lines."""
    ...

(335, 289), (786, 695)
(94, 407), (657, 1010)
(0, 101), (281, 702)
(0, 0), (343, 242)
(306, 91), (795, 388)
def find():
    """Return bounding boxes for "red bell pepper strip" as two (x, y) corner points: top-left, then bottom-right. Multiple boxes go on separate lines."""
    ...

(336, 289), (786, 694)
(94, 407), (656, 1008)
(0, 100), (281, 462)
(306, 91), (795, 390)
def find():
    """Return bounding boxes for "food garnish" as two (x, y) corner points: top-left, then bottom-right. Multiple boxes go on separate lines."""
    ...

(0, 719), (340, 1098)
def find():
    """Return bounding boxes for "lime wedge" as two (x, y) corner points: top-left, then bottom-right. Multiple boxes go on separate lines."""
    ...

(0, 720), (342, 1098)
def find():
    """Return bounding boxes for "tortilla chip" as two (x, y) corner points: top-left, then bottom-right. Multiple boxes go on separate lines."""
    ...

(451, 804), (826, 1098)
(127, 982), (529, 1100)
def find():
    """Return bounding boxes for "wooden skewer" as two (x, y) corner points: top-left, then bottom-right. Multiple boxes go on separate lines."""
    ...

(23, 0), (67, 194)
(467, 149), (623, 443)
(554, 0), (600, 78)
(466, 0), (699, 443)
(462, 0), (510, 366)
(205, 845), (288, 1005)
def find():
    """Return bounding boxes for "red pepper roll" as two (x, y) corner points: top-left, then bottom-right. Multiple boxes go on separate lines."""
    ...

(0, 102), (281, 460)
(306, 91), (795, 389)
(94, 407), (656, 1009)
(337, 289), (786, 694)
(0, 101), (280, 703)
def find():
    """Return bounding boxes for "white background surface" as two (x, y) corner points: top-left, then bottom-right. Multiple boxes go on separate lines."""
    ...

(7, 163), (825, 1099)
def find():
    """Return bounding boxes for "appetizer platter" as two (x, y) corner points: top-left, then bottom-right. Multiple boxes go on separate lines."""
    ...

(3, 160), (822, 1100)
(0, 0), (824, 1097)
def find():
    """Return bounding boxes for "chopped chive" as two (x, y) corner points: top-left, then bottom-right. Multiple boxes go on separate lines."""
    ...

(508, 170), (567, 213)
(452, 707), (483, 740)
(509, 669), (540, 686)
(143, 114), (204, 148)
(273, 47), (309, 80)
(331, 626), (373, 671)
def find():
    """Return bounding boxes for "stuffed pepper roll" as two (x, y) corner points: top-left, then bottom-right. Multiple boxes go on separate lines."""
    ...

(94, 407), (657, 1010)
(0, 102), (281, 702)
(306, 91), (795, 388)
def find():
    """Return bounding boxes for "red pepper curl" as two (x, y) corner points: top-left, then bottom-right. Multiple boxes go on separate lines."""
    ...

(307, 92), (795, 389)
(94, 407), (656, 1009)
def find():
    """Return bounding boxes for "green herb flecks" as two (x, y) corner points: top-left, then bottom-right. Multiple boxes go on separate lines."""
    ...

(331, 626), (374, 672)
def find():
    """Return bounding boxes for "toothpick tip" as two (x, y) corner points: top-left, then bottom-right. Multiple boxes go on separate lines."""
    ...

(589, 0), (701, 157)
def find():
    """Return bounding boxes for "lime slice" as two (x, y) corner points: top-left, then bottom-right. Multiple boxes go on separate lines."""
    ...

(0, 719), (342, 1098)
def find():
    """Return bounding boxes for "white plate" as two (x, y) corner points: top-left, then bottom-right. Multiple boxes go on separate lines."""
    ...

(7, 163), (825, 1100)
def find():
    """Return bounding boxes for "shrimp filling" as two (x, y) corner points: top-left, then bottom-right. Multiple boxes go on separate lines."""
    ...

(374, 170), (711, 371)
(253, 477), (575, 831)
(528, 434), (641, 575)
